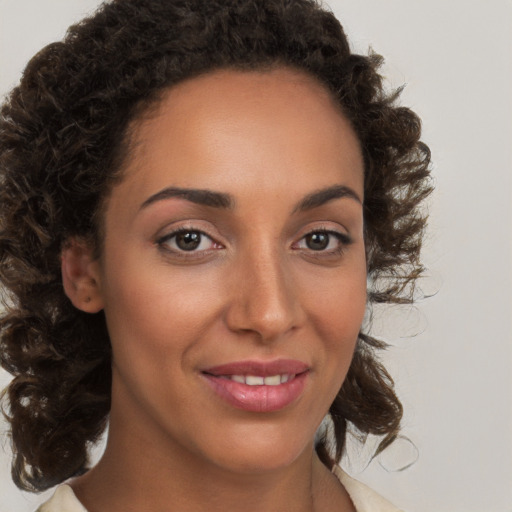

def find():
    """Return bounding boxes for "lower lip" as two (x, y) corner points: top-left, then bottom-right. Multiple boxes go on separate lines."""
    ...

(202, 372), (309, 413)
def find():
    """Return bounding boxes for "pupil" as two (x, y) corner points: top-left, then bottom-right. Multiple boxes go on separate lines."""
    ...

(306, 233), (329, 250)
(176, 231), (201, 251)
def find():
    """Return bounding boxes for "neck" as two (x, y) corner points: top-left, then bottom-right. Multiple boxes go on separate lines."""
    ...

(70, 391), (353, 512)
(73, 436), (323, 512)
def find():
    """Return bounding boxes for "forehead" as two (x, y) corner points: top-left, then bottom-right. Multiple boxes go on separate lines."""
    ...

(109, 67), (363, 217)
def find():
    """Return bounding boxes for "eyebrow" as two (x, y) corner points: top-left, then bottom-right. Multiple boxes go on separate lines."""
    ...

(139, 187), (234, 211)
(139, 183), (361, 213)
(292, 184), (362, 213)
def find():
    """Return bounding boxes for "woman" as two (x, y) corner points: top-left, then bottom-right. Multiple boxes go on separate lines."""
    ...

(0, 0), (431, 510)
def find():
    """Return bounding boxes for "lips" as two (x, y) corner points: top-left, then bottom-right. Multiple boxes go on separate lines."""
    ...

(201, 359), (310, 412)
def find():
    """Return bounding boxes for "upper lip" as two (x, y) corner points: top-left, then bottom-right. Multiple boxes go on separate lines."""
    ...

(202, 359), (310, 377)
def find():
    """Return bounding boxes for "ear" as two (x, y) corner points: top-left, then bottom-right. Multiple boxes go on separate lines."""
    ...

(61, 238), (104, 313)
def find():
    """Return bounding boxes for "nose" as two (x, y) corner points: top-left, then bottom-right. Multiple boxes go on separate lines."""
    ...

(224, 245), (304, 343)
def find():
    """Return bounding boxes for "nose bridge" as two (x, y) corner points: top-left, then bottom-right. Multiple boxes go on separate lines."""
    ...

(226, 238), (301, 341)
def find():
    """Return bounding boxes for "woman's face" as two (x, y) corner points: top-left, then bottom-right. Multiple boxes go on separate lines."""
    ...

(93, 68), (366, 472)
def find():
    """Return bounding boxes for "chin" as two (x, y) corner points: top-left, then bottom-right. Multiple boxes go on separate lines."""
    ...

(202, 424), (316, 474)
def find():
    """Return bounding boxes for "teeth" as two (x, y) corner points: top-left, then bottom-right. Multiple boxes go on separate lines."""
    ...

(245, 375), (265, 385)
(228, 374), (294, 385)
(264, 375), (281, 386)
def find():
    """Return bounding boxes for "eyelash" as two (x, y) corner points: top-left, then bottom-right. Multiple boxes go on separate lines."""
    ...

(156, 227), (221, 259)
(293, 229), (352, 257)
(155, 227), (352, 260)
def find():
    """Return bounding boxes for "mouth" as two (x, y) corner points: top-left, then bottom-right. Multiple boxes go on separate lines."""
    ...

(215, 373), (296, 385)
(201, 359), (310, 413)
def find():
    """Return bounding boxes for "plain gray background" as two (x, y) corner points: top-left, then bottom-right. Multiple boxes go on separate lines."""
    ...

(1, 1), (511, 511)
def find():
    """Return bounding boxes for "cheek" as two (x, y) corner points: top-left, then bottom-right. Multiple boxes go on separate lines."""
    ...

(100, 255), (224, 366)
(303, 259), (367, 370)
(101, 264), (209, 416)
(307, 257), (366, 329)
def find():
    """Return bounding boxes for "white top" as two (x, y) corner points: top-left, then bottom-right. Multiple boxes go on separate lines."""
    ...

(37, 466), (403, 512)
(332, 466), (403, 512)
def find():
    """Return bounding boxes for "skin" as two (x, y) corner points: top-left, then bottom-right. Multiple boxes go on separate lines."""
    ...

(62, 67), (366, 512)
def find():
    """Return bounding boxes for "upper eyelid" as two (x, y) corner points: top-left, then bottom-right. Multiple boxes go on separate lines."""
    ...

(155, 221), (220, 241)
(296, 223), (351, 240)
(295, 229), (352, 246)
(156, 228), (218, 246)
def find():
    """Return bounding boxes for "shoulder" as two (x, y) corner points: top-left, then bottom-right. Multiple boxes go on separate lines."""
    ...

(332, 465), (405, 512)
(35, 485), (87, 512)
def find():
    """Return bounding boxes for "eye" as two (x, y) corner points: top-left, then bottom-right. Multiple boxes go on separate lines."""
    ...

(295, 230), (351, 253)
(157, 229), (220, 253)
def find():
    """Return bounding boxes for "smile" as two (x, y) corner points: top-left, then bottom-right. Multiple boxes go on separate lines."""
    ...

(201, 360), (310, 412)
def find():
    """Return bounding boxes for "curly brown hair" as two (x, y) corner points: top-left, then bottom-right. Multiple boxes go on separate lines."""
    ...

(0, 0), (432, 492)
